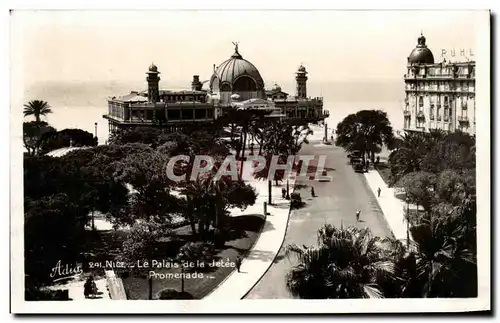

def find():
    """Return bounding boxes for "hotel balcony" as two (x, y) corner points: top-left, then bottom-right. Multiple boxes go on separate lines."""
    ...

(403, 110), (411, 117)
(436, 115), (442, 121)
(416, 111), (425, 120)
(429, 114), (435, 120)
(458, 116), (470, 124)
(443, 116), (450, 122)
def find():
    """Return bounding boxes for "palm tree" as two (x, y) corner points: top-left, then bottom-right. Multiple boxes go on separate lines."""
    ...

(335, 110), (394, 163)
(388, 131), (430, 185)
(285, 224), (395, 299)
(407, 211), (477, 298)
(23, 100), (53, 123)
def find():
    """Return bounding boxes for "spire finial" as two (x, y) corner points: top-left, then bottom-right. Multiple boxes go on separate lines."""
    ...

(420, 29), (423, 36)
(231, 41), (242, 58)
(232, 41), (239, 53)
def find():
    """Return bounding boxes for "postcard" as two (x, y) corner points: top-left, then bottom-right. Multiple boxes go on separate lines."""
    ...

(10, 9), (491, 313)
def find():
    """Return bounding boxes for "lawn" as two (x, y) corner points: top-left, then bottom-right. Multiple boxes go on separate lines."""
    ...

(120, 215), (265, 299)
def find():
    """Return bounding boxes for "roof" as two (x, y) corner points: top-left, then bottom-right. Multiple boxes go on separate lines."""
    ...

(408, 34), (435, 64)
(46, 146), (91, 158)
(210, 46), (265, 91)
(138, 89), (207, 95)
(266, 89), (289, 96)
(112, 92), (149, 103)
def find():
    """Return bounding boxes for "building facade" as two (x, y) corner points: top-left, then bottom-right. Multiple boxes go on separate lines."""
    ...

(103, 44), (328, 133)
(403, 34), (476, 135)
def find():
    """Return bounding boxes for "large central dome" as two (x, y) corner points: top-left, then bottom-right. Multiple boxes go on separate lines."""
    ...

(210, 45), (265, 93)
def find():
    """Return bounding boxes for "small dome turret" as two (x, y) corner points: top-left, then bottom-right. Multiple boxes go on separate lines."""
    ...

(408, 33), (435, 64)
(148, 63), (158, 72)
(272, 83), (282, 92)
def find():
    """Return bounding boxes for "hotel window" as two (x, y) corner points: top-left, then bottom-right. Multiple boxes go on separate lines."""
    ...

(418, 96), (424, 111)
(207, 109), (214, 119)
(444, 108), (450, 122)
(146, 110), (153, 121)
(430, 104), (435, 120)
(404, 117), (409, 129)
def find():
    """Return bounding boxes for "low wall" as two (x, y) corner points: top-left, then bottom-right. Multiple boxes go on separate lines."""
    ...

(105, 270), (127, 300)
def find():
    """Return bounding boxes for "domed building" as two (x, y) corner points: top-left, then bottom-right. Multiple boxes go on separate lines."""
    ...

(209, 43), (266, 105)
(403, 33), (475, 135)
(104, 42), (329, 134)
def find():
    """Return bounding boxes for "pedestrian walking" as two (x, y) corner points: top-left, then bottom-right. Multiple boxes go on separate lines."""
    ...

(311, 186), (316, 198)
(235, 256), (242, 273)
(356, 210), (361, 222)
(282, 187), (286, 199)
(377, 187), (381, 197)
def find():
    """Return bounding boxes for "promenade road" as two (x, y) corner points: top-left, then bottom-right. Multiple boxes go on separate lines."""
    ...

(245, 140), (393, 299)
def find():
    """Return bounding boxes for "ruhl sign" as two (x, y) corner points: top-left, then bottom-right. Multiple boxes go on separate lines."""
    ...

(441, 48), (474, 59)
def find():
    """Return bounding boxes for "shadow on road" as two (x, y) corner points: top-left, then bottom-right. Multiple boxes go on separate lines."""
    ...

(245, 249), (276, 262)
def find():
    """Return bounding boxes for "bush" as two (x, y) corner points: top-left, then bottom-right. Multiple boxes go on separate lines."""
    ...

(179, 242), (216, 269)
(25, 288), (70, 301)
(157, 289), (194, 300)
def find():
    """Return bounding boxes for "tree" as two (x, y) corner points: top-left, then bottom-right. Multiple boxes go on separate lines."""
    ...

(179, 171), (257, 241)
(435, 169), (475, 207)
(396, 171), (437, 220)
(389, 130), (475, 185)
(406, 211), (477, 298)
(335, 110), (394, 163)
(421, 131), (476, 174)
(253, 154), (288, 205)
(255, 120), (311, 204)
(285, 224), (395, 299)
(113, 149), (181, 225)
(117, 220), (171, 299)
(388, 131), (430, 185)
(23, 100), (53, 123)
(39, 128), (97, 154)
(25, 193), (88, 287)
(108, 127), (164, 148)
(23, 121), (56, 155)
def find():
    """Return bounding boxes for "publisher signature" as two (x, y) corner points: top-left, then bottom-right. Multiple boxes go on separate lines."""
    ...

(50, 260), (83, 282)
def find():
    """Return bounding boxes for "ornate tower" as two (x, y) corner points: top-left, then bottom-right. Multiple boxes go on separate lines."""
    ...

(296, 64), (308, 99)
(146, 63), (160, 103)
(191, 75), (203, 91)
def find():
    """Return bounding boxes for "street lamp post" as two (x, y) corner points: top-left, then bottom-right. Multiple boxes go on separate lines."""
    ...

(286, 179), (290, 200)
(406, 196), (410, 249)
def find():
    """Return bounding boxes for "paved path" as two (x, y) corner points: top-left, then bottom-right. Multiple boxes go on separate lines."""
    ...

(363, 169), (411, 241)
(204, 175), (295, 299)
(47, 276), (111, 301)
(245, 140), (394, 299)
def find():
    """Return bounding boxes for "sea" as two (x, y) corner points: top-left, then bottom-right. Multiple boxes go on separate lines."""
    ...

(21, 80), (406, 146)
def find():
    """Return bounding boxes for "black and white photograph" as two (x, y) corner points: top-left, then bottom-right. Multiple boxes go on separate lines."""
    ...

(9, 8), (491, 314)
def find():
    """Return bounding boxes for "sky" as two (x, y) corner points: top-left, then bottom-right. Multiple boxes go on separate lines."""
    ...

(12, 10), (483, 93)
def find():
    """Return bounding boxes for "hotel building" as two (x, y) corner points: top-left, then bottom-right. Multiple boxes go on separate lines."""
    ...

(403, 34), (476, 135)
(103, 44), (328, 133)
